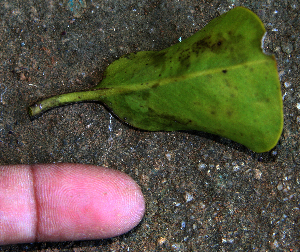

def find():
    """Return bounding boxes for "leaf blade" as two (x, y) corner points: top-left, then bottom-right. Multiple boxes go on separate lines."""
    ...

(97, 7), (282, 152)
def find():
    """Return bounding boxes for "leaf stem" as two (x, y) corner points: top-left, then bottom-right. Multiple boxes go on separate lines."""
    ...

(28, 90), (106, 117)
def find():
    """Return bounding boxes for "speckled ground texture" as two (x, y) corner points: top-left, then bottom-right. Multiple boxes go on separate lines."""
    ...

(0, 0), (299, 251)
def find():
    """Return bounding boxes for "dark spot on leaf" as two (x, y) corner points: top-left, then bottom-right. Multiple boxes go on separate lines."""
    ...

(151, 51), (167, 67)
(211, 38), (225, 52)
(192, 36), (211, 55)
(178, 53), (191, 68)
(152, 83), (160, 88)
(227, 110), (233, 117)
(141, 90), (150, 100)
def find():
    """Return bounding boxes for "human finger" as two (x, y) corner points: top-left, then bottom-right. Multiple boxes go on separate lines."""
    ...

(0, 163), (145, 245)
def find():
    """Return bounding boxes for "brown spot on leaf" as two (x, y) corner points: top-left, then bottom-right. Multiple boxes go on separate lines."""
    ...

(152, 83), (160, 88)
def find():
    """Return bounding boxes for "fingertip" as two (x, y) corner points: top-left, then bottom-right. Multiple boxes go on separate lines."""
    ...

(103, 167), (146, 238)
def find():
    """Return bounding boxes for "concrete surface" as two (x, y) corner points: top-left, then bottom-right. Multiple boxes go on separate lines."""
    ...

(0, 0), (299, 251)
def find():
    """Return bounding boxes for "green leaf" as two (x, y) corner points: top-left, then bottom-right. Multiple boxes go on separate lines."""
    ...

(29, 7), (283, 153)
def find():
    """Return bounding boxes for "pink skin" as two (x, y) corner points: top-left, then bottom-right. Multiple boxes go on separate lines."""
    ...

(0, 164), (145, 245)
